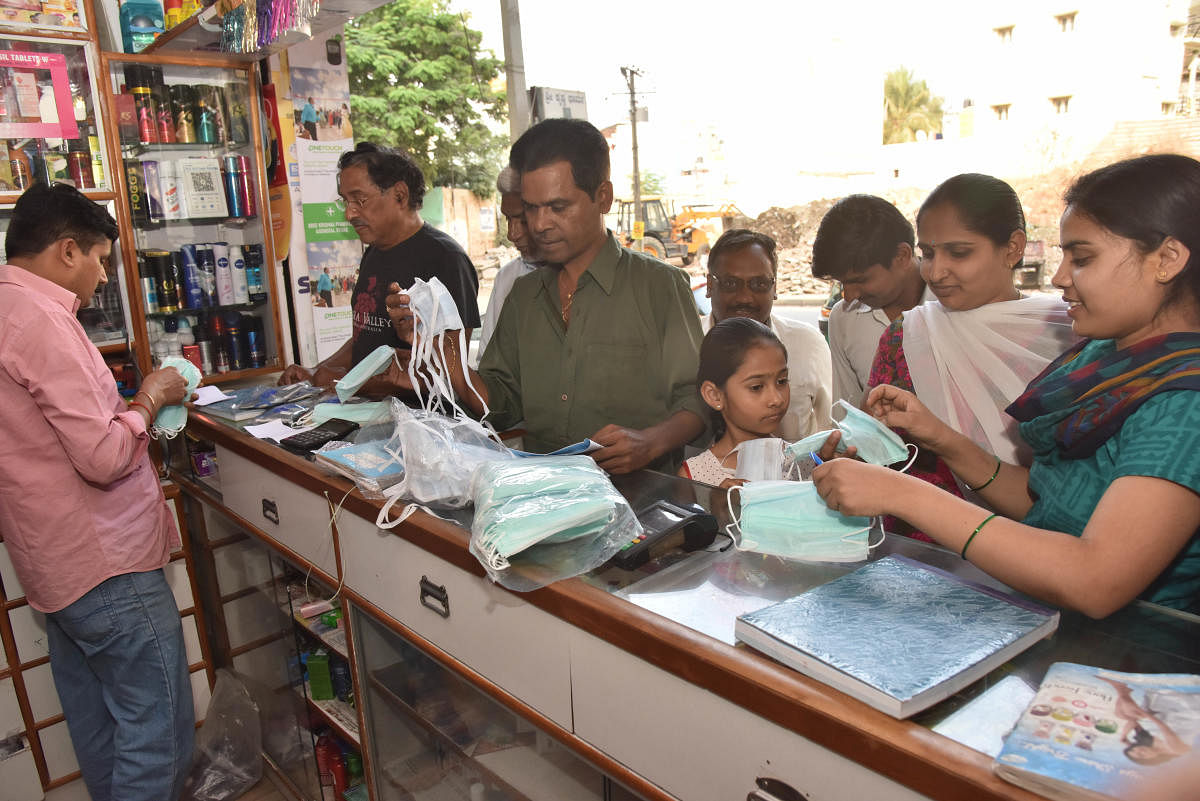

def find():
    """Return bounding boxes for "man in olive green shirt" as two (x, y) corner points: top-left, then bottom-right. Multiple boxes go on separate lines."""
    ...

(387, 119), (705, 474)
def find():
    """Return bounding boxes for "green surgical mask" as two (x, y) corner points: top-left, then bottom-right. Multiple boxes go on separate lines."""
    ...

(831, 400), (913, 467)
(726, 480), (879, 563)
(153, 356), (202, 440)
(334, 345), (397, 402)
(309, 401), (391, 427)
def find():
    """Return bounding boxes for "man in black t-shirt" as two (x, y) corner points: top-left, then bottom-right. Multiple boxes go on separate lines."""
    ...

(279, 143), (480, 395)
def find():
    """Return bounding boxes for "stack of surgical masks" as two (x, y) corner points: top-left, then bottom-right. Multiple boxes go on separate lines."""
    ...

(470, 455), (641, 590)
(727, 480), (879, 563)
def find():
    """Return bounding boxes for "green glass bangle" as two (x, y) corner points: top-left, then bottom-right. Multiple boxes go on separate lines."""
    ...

(967, 459), (1002, 492)
(961, 513), (997, 560)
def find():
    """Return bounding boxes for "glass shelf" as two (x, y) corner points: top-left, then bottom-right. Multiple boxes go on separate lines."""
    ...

(134, 214), (258, 228)
(121, 140), (251, 157)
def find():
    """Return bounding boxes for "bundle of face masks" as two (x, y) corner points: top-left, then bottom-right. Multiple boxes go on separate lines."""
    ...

(376, 400), (513, 528)
(151, 356), (203, 439)
(726, 480), (879, 563)
(470, 455), (642, 591)
(785, 399), (917, 471)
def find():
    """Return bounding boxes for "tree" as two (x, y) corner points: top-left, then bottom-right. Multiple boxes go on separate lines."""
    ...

(636, 170), (666, 195)
(883, 67), (944, 145)
(344, 0), (508, 197)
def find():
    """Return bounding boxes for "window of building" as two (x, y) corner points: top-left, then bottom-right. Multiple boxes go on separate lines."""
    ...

(1171, 23), (1184, 37)
(992, 104), (1011, 121)
(1056, 12), (1076, 32)
(994, 25), (1014, 43)
(1163, 102), (1176, 116)
(1051, 95), (1071, 114)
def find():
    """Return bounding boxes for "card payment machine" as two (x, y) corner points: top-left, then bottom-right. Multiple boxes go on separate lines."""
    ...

(612, 498), (718, 570)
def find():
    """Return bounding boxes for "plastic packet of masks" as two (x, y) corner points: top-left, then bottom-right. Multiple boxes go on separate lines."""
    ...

(376, 400), (514, 527)
(469, 455), (642, 592)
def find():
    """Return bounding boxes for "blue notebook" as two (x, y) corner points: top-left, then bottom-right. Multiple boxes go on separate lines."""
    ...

(734, 555), (1060, 718)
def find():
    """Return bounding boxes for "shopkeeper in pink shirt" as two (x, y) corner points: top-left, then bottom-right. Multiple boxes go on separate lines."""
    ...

(0, 183), (194, 801)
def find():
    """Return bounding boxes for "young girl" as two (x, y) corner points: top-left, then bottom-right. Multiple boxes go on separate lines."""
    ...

(679, 317), (790, 487)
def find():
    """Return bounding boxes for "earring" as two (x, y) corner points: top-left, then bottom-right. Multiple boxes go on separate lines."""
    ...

(1157, 270), (1169, 282)
(715, 404), (722, 410)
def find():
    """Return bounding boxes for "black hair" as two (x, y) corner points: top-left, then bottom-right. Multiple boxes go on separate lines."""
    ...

(708, 229), (778, 275)
(509, 118), (609, 198)
(918, 173), (1025, 268)
(1065, 154), (1200, 313)
(6, 182), (118, 260)
(811, 195), (914, 280)
(337, 142), (426, 209)
(697, 317), (787, 440)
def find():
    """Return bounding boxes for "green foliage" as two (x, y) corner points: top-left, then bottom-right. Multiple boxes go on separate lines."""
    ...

(636, 170), (665, 195)
(883, 67), (944, 145)
(344, 0), (508, 197)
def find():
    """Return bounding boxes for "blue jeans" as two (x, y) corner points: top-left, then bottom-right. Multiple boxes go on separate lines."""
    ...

(47, 569), (194, 801)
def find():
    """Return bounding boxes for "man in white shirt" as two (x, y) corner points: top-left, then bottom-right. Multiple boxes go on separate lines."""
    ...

(811, 195), (930, 406)
(701, 229), (832, 440)
(475, 167), (538, 364)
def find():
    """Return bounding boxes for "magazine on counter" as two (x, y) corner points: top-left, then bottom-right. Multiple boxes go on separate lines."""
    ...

(994, 662), (1200, 801)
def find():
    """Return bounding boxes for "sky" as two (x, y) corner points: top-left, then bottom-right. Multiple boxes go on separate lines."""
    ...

(449, 0), (977, 211)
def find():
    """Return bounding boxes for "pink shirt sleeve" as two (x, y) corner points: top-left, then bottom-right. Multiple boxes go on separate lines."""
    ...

(9, 312), (149, 485)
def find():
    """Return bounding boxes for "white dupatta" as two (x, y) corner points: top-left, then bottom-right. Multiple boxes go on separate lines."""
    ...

(902, 294), (1077, 465)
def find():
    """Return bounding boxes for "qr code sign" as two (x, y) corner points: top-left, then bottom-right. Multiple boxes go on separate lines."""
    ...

(191, 172), (215, 193)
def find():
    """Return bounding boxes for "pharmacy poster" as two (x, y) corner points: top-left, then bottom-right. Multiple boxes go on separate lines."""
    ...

(296, 136), (360, 360)
(0, 50), (76, 139)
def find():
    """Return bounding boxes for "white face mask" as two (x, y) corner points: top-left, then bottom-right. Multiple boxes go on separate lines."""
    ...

(724, 437), (787, 481)
(404, 277), (492, 423)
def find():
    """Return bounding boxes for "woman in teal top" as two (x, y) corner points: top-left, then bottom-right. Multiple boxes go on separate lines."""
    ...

(813, 154), (1200, 618)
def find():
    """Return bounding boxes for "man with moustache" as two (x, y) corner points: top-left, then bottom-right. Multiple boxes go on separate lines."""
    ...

(475, 166), (539, 363)
(388, 119), (706, 474)
(278, 142), (480, 392)
(701, 228), (832, 439)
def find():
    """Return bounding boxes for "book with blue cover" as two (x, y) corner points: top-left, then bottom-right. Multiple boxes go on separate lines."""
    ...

(994, 662), (1200, 801)
(733, 555), (1060, 718)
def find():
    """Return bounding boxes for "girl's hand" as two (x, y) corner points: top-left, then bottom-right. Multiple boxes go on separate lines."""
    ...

(811, 459), (902, 517)
(815, 429), (858, 462)
(865, 384), (951, 451)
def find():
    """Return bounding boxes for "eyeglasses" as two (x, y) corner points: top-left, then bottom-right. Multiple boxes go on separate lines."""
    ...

(708, 273), (776, 294)
(334, 190), (385, 212)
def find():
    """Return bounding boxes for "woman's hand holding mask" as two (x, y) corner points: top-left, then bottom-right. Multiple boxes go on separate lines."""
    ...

(865, 384), (952, 452)
(811, 459), (904, 517)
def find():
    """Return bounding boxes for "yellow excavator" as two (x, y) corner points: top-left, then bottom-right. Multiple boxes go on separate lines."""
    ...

(616, 197), (744, 264)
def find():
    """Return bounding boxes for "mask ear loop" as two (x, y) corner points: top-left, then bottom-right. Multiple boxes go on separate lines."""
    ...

(897, 443), (919, 474)
(867, 519), (886, 550)
(723, 485), (744, 550)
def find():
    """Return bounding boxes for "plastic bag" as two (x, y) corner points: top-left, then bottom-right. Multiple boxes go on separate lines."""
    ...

(182, 669), (262, 801)
(376, 400), (513, 527)
(469, 455), (642, 591)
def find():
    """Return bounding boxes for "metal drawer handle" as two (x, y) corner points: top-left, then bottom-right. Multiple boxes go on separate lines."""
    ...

(262, 498), (279, 525)
(419, 575), (450, 618)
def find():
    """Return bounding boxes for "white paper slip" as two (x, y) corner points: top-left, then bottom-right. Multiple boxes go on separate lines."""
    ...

(193, 385), (234, 406)
(244, 420), (312, 441)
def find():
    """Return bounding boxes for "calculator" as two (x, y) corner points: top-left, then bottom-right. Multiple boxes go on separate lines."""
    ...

(279, 418), (360, 452)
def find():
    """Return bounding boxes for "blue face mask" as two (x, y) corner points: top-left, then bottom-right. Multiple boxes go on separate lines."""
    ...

(726, 480), (879, 563)
(334, 345), (397, 402)
(152, 356), (202, 439)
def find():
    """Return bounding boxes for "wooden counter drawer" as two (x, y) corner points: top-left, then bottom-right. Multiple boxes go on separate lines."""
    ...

(570, 628), (931, 801)
(339, 513), (573, 730)
(215, 445), (338, 579)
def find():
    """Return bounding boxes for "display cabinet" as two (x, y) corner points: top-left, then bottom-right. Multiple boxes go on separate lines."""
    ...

(101, 53), (285, 384)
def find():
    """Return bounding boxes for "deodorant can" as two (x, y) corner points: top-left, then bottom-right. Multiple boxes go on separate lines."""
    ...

(196, 244), (217, 307)
(213, 242), (234, 305)
(180, 244), (205, 309)
(158, 160), (182, 220)
(228, 244), (249, 303)
(221, 155), (244, 218)
(236, 154), (255, 217)
(138, 254), (159, 314)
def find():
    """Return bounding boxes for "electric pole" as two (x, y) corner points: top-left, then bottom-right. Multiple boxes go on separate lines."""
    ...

(621, 65), (642, 249)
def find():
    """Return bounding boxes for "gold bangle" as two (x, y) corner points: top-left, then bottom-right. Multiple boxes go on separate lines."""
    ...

(961, 513), (997, 559)
(967, 459), (1002, 492)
